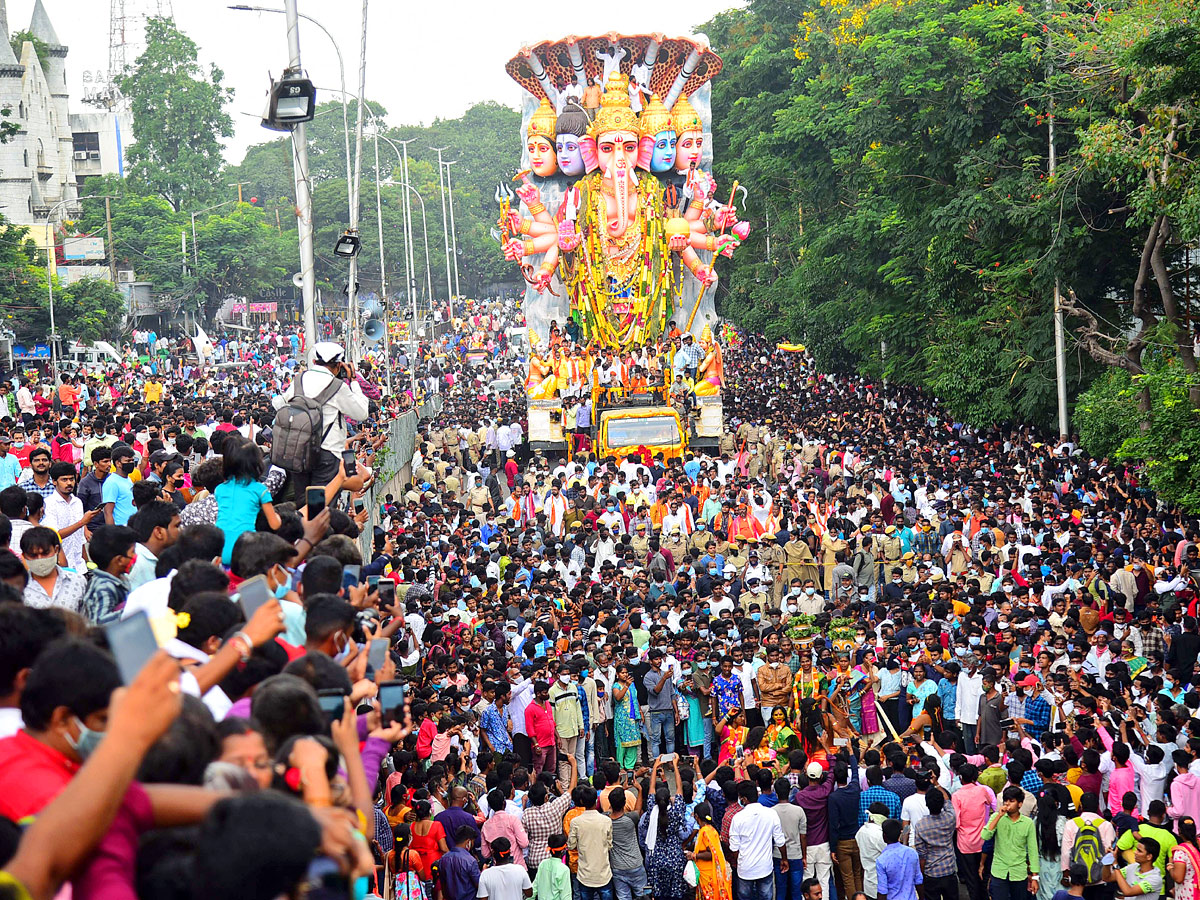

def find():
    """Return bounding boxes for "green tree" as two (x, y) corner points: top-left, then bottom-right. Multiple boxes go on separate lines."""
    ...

(120, 17), (234, 212)
(9, 30), (49, 70)
(226, 100), (523, 305)
(76, 177), (293, 326)
(55, 278), (127, 342)
(0, 219), (50, 343)
(702, 0), (1137, 425)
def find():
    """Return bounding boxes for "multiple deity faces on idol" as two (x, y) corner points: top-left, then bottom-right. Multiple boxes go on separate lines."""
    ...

(522, 89), (705, 181)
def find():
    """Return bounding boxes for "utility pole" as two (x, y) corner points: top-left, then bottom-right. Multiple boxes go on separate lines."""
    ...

(1047, 0), (1069, 438)
(105, 197), (117, 282)
(430, 145), (453, 322)
(232, 181), (251, 203)
(347, 0), (368, 361)
(444, 159), (461, 298)
(284, 0), (317, 352)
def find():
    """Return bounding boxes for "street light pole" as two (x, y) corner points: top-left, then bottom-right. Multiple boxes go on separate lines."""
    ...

(283, 0), (317, 351)
(430, 146), (453, 322)
(372, 124), (391, 396)
(228, 6), (354, 253)
(42, 195), (110, 384)
(378, 134), (423, 354)
(345, 0), (369, 360)
(443, 159), (461, 299)
(382, 178), (432, 357)
(393, 138), (419, 336)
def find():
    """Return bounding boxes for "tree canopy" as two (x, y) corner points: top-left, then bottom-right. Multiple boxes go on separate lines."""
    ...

(225, 100), (523, 306)
(120, 16), (234, 212)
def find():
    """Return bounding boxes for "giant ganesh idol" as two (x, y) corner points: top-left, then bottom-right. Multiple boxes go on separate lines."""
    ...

(499, 35), (748, 358)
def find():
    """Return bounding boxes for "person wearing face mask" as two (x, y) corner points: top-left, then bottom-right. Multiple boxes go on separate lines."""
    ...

(548, 663), (584, 777)
(101, 445), (138, 526)
(21, 527), (87, 612)
(0, 638), (130, 822)
(795, 578), (824, 617)
(41, 461), (98, 572)
(79, 524), (138, 626)
(230, 533), (308, 646)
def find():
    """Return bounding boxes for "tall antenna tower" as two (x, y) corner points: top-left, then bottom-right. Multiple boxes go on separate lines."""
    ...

(86, 0), (175, 109)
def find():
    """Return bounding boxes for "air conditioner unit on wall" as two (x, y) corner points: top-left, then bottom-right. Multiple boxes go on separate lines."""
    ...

(73, 151), (87, 161)
(117, 270), (135, 283)
(88, 151), (101, 160)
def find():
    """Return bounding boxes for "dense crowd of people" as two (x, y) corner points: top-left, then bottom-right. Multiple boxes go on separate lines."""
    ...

(1, 302), (1199, 900)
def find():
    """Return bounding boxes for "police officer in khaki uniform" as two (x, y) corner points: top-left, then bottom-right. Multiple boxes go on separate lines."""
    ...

(746, 445), (765, 479)
(899, 551), (920, 584)
(466, 428), (482, 466)
(737, 420), (760, 451)
(719, 429), (737, 457)
(758, 536), (786, 604)
(725, 538), (748, 581)
(769, 435), (786, 484)
(784, 533), (822, 587)
(877, 524), (904, 586)
(688, 522), (712, 555)
(662, 524), (687, 568)
(630, 520), (650, 556)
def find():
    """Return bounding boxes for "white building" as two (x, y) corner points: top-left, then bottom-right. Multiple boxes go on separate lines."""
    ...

(0, 0), (82, 226)
(70, 109), (134, 191)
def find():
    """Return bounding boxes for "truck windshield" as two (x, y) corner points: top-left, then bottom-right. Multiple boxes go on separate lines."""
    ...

(605, 415), (680, 448)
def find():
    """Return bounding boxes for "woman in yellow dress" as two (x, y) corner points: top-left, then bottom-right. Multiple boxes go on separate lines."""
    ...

(686, 802), (732, 900)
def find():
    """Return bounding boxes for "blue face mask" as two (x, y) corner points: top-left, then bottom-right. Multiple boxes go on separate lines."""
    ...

(969, 636), (981, 646)
(66, 717), (104, 761)
(697, 661), (709, 669)
(729, 629), (740, 641)
(709, 569), (718, 576)
(273, 568), (293, 600)
(751, 612), (762, 622)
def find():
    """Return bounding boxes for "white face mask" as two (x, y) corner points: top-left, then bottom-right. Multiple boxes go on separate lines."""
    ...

(559, 674), (571, 685)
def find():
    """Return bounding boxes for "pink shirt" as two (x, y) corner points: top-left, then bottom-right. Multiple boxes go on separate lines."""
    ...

(525, 701), (556, 748)
(952, 782), (997, 854)
(1107, 763), (1137, 816)
(481, 810), (530, 860)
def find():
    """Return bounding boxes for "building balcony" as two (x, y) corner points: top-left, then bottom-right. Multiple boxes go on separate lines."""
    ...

(36, 164), (53, 179)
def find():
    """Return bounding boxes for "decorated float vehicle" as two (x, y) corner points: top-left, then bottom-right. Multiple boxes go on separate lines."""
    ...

(496, 33), (747, 456)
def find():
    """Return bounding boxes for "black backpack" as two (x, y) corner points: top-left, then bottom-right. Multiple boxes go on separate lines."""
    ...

(271, 373), (343, 472)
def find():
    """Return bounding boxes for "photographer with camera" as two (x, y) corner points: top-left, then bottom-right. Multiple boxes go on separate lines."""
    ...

(272, 342), (370, 501)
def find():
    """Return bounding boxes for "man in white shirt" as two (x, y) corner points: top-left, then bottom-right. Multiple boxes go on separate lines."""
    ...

(476, 838), (532, 900)
(857, 806), (888, 899)
(41, 462), (98, 570)
(271, 342), (369, 498)
(956, 654), (985, 754)
(728, 781), (788, 894)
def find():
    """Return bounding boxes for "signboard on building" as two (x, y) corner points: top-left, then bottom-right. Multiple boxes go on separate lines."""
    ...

(230, 301), (278, 314)
(61, 236), (107, 261)
(58, 265), (111, 286)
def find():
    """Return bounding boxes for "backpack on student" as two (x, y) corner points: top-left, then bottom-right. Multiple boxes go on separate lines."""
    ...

(1069, 816), (1105, 884)
(271, 374), (342, 473)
